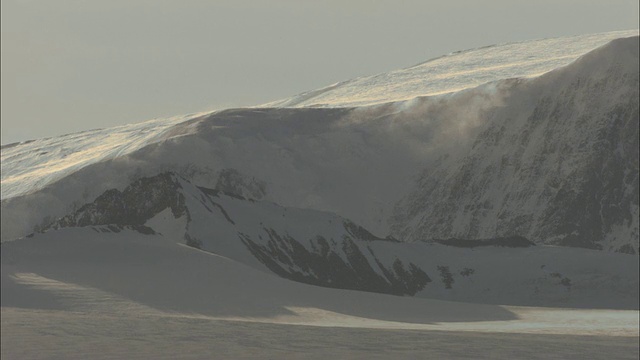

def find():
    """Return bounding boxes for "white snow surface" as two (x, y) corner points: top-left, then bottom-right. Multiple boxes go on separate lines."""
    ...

(2, 29), (639, 356)
(2, 229), (638, 359)
(1, 112), (210, 200)
(1, 31), (637, 249)
(2, 229), (638, 334)
(262, 30), (638, 108)
(149, 178), (638, 309)
(1, 30), (636, 202)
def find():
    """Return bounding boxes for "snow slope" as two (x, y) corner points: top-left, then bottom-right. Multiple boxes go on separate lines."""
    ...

(3, 308), (638, 360)
(1, 30), (636, 202)
(2, 31), (639, 358)
(1, 31), (638, 253)
(30, 173), (638, 309)
(1, 112), (209, 200)
(0, 229), (508, 323)
(2, 228), (638, 333)
(262, 30), (638, 108)
(2, 228), (638, 359)
(392, 36), (640, 253)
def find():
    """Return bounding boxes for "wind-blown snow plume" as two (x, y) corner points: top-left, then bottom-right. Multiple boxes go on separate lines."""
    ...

(262, 30), (638, 108)
(1, 31), (638, 255)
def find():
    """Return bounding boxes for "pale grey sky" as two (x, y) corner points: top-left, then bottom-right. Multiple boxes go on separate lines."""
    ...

(1, 0), (638, 144)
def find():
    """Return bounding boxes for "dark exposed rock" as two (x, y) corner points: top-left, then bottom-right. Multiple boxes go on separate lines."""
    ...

(617, 244), (636, 254)
(433, 236), (535, 248)
(54, 172), (185, 229)
(184, 233), (203, 249)
(240, 229), (430, 296)
(49, 172), (431, 297)
(437, 266), (455, 289)
(343, 220), (384, 242)
(215, 168), (266, 200)
(460, 268), (475, 277)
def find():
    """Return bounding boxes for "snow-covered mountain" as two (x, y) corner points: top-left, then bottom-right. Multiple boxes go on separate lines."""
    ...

(3, 30), (636, 202)
(3, 29), (639, 360)
(19, 172), (637, 309)
(1, 31), (638, 302)
(47, 173), (431, 297)
(392, 36), (640, 253)
(2, 31), (638, 256)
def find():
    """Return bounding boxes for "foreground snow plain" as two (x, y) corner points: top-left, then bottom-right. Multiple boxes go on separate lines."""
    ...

(2, 230), (638, 359)
(3, 308), (637, 360)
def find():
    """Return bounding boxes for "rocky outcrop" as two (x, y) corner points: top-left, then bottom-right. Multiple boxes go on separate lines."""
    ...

(215, 168), (267, 200)
(240, 230), (430, 296)
(55, 173), (186, 228)
(47, 172), (432, 296)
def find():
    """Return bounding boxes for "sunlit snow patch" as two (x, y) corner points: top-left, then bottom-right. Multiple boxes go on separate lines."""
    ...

(1, 112), (210, 199)
(262, 30), (639, 108)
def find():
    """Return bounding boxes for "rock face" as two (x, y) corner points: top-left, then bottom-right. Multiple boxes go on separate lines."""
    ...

(240, 232), (431, 296)
(214, 168), (267, 200)
(56, 173), (186, 228)
(50, 173), (432, 296)
(392, 37), (639, 254)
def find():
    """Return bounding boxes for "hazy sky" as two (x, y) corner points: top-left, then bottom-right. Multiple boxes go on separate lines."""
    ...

(1, 0), (638, 144)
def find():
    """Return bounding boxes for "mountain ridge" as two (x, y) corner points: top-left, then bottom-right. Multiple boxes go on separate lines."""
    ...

(392, 36), (639, 253)
(17, 172), (637, 309)
(1, 32), (638, 256)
